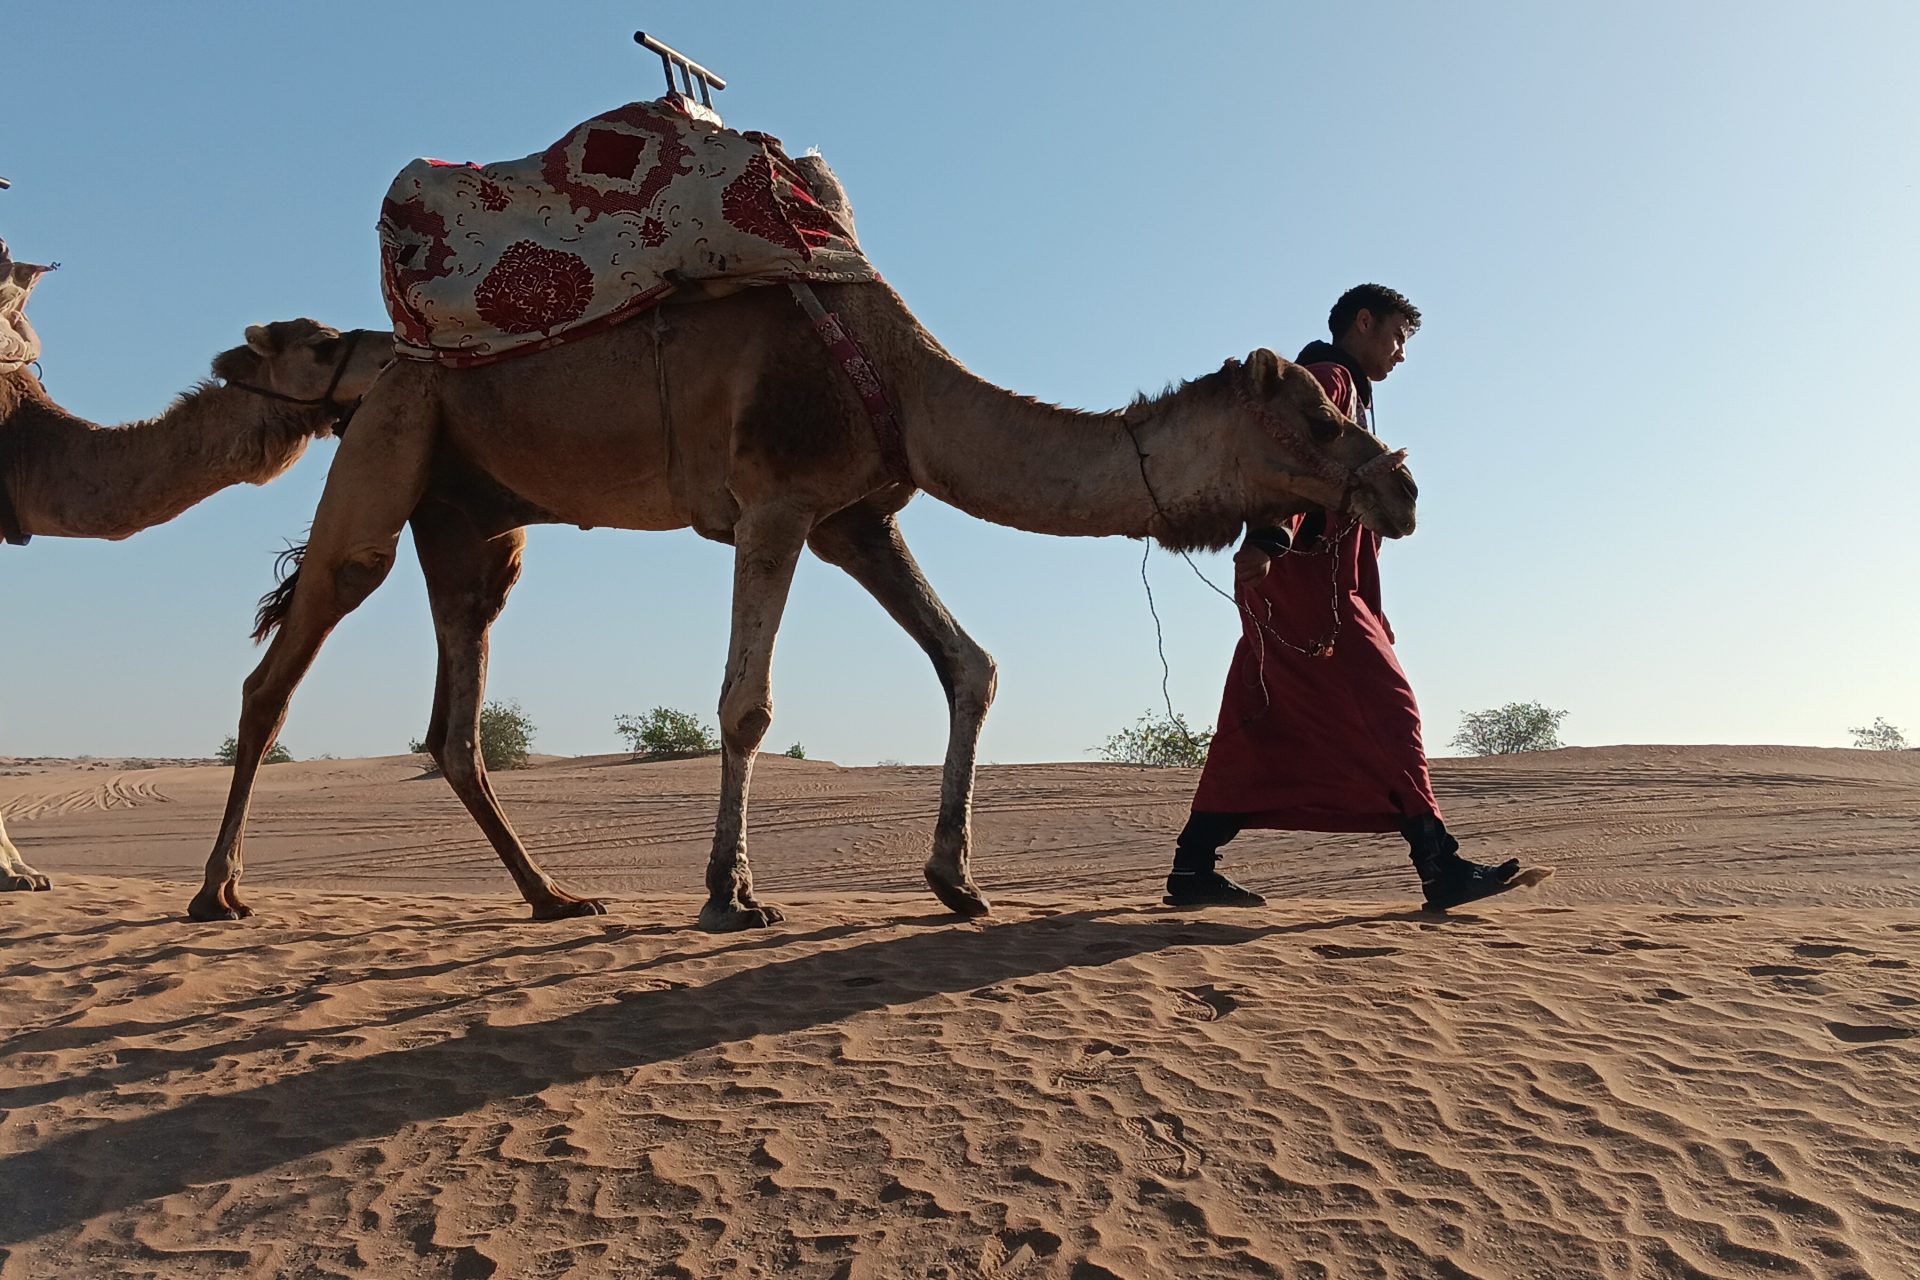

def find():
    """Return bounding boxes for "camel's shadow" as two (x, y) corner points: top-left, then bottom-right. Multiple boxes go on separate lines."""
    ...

(0, 904), (1448, 1242)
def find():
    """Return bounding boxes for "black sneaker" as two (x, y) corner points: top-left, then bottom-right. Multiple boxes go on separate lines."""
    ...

(1164, 869), (1267, 908)
(1418, 856), (1522, 912)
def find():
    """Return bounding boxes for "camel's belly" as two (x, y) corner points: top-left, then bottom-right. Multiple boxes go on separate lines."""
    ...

(437, 381), (700, 532)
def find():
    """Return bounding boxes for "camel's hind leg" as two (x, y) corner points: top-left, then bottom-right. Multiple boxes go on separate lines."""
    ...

(188, 391), (439, 922)
(0, 813), (52, 892)
(808, 502), (996, 917)
(412, 506), (605, 920)
(699, 503), (814, 933)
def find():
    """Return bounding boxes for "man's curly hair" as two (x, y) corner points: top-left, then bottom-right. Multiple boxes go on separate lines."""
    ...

(1328, 283), (1421, 340)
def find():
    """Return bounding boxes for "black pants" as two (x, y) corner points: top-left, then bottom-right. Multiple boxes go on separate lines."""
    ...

(1172, 811), (1244, 871)
(1175, 811), (1446, 871)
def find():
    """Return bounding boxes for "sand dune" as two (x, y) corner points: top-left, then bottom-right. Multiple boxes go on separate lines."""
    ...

(3, 747), (1917, 1278)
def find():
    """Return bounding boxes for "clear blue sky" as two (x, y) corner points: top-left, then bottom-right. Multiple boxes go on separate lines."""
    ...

(3, 2), (1915, 763)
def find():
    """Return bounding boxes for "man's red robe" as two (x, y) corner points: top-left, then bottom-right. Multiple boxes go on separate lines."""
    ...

(1189, 361), (1443, 831)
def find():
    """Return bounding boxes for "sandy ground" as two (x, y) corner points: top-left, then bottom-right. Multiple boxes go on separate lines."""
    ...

(2, 746), (1917, 1278)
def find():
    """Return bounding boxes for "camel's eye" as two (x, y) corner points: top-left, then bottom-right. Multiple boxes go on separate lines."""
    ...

(1309, 415), (1341, 444)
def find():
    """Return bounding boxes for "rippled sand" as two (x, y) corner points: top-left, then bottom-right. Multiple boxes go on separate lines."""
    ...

(3, 747), (1917, 1278)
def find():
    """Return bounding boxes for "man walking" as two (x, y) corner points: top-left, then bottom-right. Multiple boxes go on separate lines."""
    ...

(1165, 284), (1525, 912)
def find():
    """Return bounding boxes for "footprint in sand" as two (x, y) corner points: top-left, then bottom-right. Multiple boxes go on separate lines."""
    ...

(1656, 911), (1746, 924)
(1748, 964), (1822, 979)
(1868, 959), (1911, 970)
(974, 1229), (1060, 1279)
(1825, 1021), (1915, 1045)
(1131, 1113), (1204, 1179)
(1050, 1040), (1132, 1090)
(1173, 984), (1238, 1021)
(1311, 944), (1400, 960)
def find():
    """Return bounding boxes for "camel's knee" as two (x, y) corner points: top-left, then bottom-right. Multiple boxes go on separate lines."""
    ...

(333, 547), (396, 613)
(718, 690), (773, 753)
(944, 641), (997, 718)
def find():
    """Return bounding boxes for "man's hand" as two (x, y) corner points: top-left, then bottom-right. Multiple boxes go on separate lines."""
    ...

(1233, 543), (1272, 585)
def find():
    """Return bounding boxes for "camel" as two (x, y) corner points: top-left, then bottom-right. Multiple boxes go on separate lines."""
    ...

(0, 246), (390, 890)
(191, 259), (1419, 929)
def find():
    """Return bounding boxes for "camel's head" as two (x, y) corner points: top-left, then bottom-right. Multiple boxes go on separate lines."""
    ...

(211, 319), (393, 426)
(1230, 349), (1418, 540)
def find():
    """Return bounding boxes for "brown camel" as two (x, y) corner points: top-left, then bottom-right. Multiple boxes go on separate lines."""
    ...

(0, 248), (389, 890)
(191, 267), (1418, 929)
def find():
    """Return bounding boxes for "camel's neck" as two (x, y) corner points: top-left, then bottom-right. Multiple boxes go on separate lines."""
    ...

(858, 292), (1210, 541)
(1, 375), (327, 540)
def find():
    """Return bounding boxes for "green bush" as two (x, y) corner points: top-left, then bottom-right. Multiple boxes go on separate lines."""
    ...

(216, 736), (293, 766)
(479, 700), (536, 770)
(783, 743), (807, 759)
(1850, 717), (1909, 751)
(1097, 710), (1212, 768)
(405, 701), (537, 769)
(615, 706), (720, 758)
(1450, 702), (1567, 756)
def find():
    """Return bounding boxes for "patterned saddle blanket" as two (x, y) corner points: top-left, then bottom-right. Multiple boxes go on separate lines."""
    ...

(379, 96), (876, 366)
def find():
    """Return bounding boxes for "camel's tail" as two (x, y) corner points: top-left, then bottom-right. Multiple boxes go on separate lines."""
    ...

(252, 541), (306, 643)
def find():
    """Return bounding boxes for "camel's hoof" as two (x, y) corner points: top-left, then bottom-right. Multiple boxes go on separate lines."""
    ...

(532, 897), (609, 920)
(186, 889), (252, 922)
(3, 872), (50, 892)
(925, 868), (991, 918)
(697, 899), (786, 933)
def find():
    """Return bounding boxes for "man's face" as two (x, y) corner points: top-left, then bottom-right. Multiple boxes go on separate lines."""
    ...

(1345, 308), (1414, 381)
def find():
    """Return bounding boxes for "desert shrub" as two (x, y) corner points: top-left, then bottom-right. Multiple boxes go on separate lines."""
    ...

(1097, 710), (1212, 768)
(616, 706), (719, 758)
(1450, 702), (1567, 756)
(405, 701), (537, 769)
(783, 743), (807, 759)
(480, 700), (536, 770)
(216, 737), (293, 766)
(1849, 717), (1909, 751)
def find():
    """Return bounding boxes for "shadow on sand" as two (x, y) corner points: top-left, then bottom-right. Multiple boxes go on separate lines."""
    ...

(2, 905), (1440, 1242)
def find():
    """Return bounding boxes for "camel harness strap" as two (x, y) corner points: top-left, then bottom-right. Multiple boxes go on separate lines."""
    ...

(788, 283), (910, 483)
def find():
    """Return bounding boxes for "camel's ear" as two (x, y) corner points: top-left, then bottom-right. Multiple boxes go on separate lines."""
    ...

(244, 324), (278, 356)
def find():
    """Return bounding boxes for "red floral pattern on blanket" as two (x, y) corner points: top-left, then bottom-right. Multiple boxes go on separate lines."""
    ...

(540, 101), (693, 220)
(377, 195), (457, 349)
(474, 241), (595, 335)
(721, 154), (845, 259)
(379, 97), (875, 365)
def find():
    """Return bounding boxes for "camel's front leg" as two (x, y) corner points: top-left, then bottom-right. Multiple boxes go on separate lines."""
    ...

(0, 813), (52, 892)
(699, 505), (812, 933)
(189, 390), (438, 922)
(413, 507), (605, 920)
(808, 503), (996, 916)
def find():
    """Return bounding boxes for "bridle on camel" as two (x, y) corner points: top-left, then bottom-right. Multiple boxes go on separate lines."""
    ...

(222, 329), (369, 436)
(1120, 358), (1410, 731)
